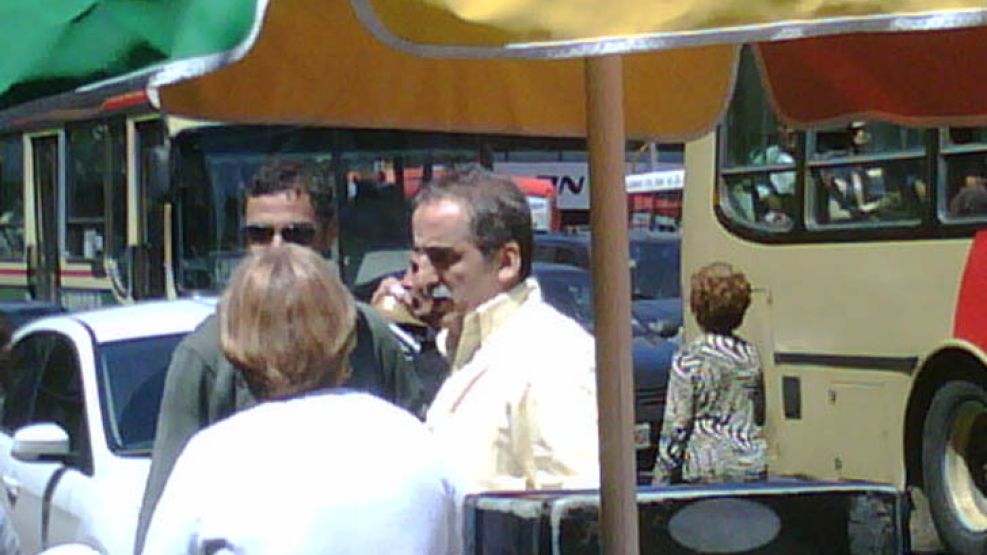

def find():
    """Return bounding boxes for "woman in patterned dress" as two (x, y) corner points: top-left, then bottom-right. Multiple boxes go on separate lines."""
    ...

(653, 262), (767, 485)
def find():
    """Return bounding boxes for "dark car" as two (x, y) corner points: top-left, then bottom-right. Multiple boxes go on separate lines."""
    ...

(533, 230), (682, 336)
(534, 232), (683, 480)
(532, 262), (674, 482)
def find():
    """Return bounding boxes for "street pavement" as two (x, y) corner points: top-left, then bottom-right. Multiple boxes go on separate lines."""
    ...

(909, 487), (944, 554)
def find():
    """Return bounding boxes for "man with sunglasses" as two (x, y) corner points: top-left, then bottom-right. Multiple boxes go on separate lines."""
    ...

(134, 160), (423, 554)
(381, 165), (599, 493)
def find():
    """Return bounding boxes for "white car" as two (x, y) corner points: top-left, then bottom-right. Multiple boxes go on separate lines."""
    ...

(0, 299), (216, 554)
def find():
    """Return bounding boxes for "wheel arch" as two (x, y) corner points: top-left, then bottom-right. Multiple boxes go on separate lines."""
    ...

(905, 342), (987, 488)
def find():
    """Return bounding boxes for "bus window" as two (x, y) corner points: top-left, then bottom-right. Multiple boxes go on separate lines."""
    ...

(173, 126), (336, 292)
(940, 127), (987, 221)
(172, 125), (587, 294)
(806, 122), (926, 228)
(66, 122), (124, 260)
(0, 136), (24, 259)
(719, 47), (796, 233)
(718, 48), (932, 237)
(337, 155), (421, 287)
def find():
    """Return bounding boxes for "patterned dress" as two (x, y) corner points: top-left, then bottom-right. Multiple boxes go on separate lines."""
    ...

(653, 333), (767, 484)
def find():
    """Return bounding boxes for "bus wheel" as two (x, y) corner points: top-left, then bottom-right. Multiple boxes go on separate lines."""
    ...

(922, 380), (987, 555)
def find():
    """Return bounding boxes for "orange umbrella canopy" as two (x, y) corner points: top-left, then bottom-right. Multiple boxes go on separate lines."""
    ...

(0, 0), (983, 137)
(155, 0), (735, 142)
(154, 0), (987, 140)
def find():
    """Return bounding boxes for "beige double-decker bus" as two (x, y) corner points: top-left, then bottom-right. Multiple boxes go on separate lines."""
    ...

(683, 47), (987, 555)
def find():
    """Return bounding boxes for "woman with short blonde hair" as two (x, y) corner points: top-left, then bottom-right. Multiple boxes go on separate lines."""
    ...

(143, 244), (461, 555)
(220, 244), (356, 399)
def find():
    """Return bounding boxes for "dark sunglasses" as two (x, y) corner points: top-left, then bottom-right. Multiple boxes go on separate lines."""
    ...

(243, 223), (317, 246)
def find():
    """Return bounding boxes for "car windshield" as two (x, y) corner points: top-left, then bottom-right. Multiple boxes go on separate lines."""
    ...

(536, 268), (595, 326)
(537, 267), (657, 337)
(96, 333), (187, 456)
(630, 239), (680, 300)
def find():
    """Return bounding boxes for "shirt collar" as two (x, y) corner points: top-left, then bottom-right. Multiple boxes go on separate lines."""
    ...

(448, 277), (540, 371)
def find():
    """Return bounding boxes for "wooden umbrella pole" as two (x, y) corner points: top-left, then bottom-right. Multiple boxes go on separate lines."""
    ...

(585, 55), (640, 555)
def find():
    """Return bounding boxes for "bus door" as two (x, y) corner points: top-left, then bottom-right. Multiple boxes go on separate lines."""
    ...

(130, 118), (167, 300)
(57, 121), (129, 310)
(28, 134), (61, 304)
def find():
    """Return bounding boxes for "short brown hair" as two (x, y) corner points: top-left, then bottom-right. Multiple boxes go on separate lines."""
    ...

(689, 262), (751, 335)
(220, 244), (356, 400)
(413, 164), (533, 280)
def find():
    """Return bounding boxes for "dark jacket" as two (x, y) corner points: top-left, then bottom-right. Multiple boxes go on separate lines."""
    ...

(133, 302), (423, 554)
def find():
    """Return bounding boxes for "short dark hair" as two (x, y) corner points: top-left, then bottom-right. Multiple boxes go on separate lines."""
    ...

(690, 262), (751, 335)
(246, 159), (335, 228)
(413, 164), (533, 280)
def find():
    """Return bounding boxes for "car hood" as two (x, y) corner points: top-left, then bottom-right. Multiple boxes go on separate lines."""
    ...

(631, 334), (675, 423)
(631, 335), (674, 383)
(631, 297), (683, 328)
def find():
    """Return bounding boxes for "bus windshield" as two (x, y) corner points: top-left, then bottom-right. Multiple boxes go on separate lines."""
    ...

(174, 126), (332, 293)
(172, 124), (586, 294)
(172, 125), (475, 293)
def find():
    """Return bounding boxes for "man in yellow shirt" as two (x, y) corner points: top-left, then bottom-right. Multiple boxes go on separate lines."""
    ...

(384, 164), (599, 492)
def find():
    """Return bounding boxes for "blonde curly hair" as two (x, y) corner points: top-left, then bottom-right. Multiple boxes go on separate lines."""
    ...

(689, 262), (751, 335)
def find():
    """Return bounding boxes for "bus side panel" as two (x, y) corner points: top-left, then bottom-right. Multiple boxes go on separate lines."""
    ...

(683, 132), (959, 488)
(954, 229), (987, 351)
(0, 262), (27, 300)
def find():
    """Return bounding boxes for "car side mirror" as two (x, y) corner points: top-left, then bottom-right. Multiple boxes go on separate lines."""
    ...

(649, 319), (681, 339)
(12, 422), (71, 463)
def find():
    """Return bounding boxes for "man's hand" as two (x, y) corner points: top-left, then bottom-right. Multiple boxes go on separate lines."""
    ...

(373, 275), (457, 333)
(372, 277), (413, 308)
(371, 277), (424, 327)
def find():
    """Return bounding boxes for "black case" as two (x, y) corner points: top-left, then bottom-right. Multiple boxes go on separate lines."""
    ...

(464, 480), (909, 554)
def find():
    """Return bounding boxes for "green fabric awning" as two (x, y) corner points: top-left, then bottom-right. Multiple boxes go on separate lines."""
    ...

(0, 0), (259, 109)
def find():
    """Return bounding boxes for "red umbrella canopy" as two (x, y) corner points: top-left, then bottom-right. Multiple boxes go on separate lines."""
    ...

(759, 26), (987, 128)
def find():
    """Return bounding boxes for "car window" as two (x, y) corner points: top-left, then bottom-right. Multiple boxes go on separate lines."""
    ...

(630, 240), (681, 299)
(533, 244), (555, 263)
(96, 334), (186, 455)
(31, 336), (92, 475)
(555, 246), (582, 267)
(1, 333), (51, 434)
(537, 270), (594, 326)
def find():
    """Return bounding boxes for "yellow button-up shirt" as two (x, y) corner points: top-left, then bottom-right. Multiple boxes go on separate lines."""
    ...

(426, 278), (599, 492)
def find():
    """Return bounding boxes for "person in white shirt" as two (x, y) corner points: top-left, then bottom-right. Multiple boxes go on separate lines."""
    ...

(379, 165), (600, 492)
(142, 244), (461, 555)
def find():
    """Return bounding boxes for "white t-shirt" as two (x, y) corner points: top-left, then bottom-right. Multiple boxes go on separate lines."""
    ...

(142, 391), (463, 555)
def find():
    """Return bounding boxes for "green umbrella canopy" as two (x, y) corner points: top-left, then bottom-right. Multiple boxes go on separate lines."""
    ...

(0, 0), (258, 109)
